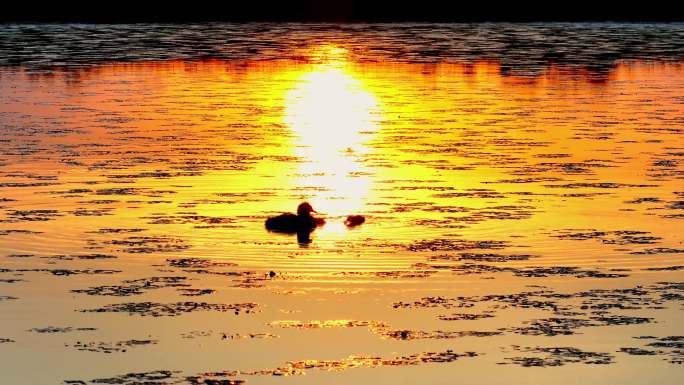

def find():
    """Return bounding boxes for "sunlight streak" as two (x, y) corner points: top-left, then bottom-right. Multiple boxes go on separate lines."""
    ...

(284, 47), (381, 219)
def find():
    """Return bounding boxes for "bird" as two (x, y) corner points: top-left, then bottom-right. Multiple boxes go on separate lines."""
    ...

(265, 202), (326, 233)
(344, 215), (365, 227)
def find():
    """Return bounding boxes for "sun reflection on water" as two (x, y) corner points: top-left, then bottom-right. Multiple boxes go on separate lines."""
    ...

(284, 47), (381, 219)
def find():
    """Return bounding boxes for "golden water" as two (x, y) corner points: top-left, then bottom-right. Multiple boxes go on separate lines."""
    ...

(0, 42), (683, 384)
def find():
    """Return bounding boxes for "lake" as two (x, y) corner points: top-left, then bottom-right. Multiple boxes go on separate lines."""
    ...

(0, 23), (683, 385)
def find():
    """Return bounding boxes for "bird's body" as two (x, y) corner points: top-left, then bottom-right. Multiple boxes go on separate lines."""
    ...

(265, 202), (326, 233)
(344, 215), (365, 227)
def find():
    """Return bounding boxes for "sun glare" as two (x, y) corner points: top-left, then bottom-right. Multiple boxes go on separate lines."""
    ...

(284, 47), (380, 218)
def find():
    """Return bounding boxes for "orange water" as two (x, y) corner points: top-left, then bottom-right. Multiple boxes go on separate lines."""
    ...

(0, 51), (682, 384)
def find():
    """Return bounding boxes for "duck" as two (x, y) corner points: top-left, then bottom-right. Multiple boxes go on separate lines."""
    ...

(344, 214), (365, 227)
(265, 202), (326, 233)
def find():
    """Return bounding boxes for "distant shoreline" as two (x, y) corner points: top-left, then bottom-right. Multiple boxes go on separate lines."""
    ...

(2, 2), (683, 23)
(1, 23), (681, 75)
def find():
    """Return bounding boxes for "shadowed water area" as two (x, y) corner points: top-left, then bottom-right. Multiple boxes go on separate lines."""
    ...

(0, 23), (683, 384)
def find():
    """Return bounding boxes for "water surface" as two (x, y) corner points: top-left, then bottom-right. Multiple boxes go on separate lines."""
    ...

(0, 23), (683, 385)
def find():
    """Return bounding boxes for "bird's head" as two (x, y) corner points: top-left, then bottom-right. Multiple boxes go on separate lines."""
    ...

(297, 202), (316, 217)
